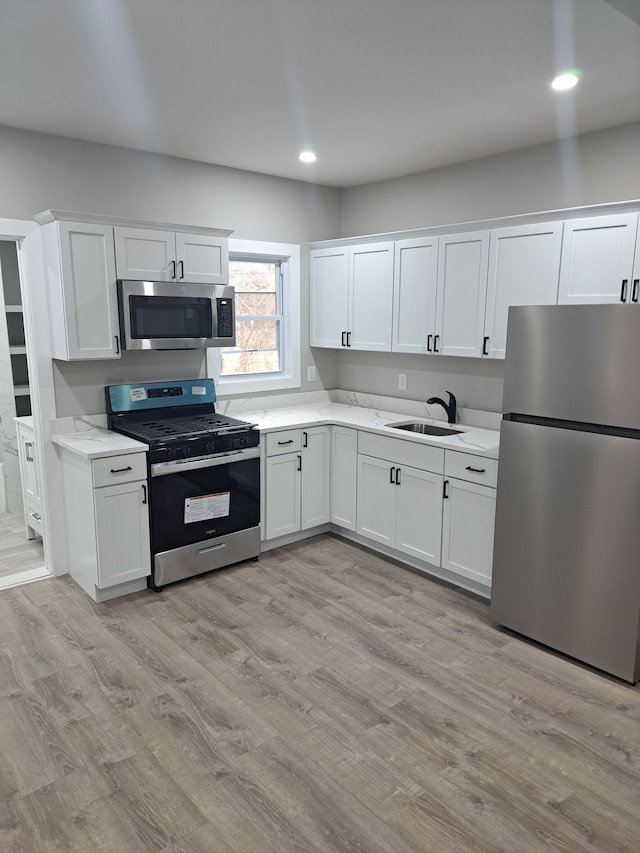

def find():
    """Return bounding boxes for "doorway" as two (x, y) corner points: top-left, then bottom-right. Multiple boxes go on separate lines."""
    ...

(0, 239), (47, 589)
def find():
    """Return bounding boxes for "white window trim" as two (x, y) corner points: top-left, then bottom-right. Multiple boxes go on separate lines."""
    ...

(207, 239), (300, 396)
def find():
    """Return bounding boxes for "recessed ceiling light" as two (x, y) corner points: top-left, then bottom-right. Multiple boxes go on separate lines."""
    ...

(551, 71), (580, 91)
(299, 150), (317, 163)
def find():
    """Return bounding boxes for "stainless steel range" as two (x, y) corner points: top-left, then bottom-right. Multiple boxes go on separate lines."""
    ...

(106, 379), (260, 590)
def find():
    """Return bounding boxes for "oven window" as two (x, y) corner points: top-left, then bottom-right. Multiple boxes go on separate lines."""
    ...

(150, 457), (260, 554)
(130, 295), (213, 339)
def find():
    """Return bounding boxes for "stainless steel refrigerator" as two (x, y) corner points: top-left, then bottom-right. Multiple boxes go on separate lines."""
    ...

(491, 304), (640, 683)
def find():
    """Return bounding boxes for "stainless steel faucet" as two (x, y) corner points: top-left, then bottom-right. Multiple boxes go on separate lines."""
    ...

(426, 390), (457, 424)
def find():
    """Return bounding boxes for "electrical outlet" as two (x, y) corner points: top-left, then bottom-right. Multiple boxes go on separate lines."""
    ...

(307, 365), (316, 382)
(398, 373), (407, 391)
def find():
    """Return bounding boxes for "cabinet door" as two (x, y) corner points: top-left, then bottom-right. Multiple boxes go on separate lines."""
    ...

(309, 247), (349, 348)
(395, 465), (443, 565)
(57, 221), (120, 359)
(557, 214), (639, 304)
(435, 231), (489, 357)
(175, 233), (228, 284)
(441, 478), (495, 587)
(94, 480), (150, 588)
(392, 236), (439, 354)
(301, 427), (330, 530)
(17, 424), (38, 504)
(265, 453), (301, 539)
(356, 454), (396, 547)
(349, 242), (394, 351)
(330, 426), (358, 531)
(484, 221), (563, 359)
(114, 226), (175, 280)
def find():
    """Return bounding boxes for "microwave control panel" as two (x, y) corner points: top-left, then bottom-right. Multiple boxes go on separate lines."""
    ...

(216, 298), (234, 338)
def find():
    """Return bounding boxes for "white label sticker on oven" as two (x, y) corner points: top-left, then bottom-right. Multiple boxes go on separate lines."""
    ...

(192, 386), (207, 395)
(129, 387), (147, 402)
(184, 492), (230, 524)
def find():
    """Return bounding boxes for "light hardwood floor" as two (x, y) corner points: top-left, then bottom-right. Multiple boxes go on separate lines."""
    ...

(0, 533), (638, 852)
(0, 511), (44, 580)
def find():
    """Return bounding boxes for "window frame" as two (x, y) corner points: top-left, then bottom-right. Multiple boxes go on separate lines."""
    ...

(207, 239), (300, 396)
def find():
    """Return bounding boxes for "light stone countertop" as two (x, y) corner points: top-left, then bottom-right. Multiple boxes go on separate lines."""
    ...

(52, 425), (148, 460)
(233, 402), (500, 459)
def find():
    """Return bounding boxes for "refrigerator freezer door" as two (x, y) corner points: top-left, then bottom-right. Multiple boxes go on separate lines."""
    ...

(491, 419), (640, 682)
(503, 305), (640, 430)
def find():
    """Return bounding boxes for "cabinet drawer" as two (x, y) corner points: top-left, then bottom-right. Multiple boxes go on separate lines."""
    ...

(92, 453), (147, 487)
(359, 431), (444, 473)
(445, 450), (498, 487)
(26, 498), (43, 536)
(266, 429), (302, 456)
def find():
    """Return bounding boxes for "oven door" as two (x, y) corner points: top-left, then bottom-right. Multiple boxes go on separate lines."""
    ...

(149, 447), (260, 555)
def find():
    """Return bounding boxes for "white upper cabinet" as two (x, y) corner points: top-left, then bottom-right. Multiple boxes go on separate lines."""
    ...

(392, 236), (439, 354)
(42, 219), (121, 360)
(310, 241), (394, 351)
(557, 213), (640, 305)
(114, 226), (229, 284)
(434, 230), (490, 358)
(484, 221), (563, 359)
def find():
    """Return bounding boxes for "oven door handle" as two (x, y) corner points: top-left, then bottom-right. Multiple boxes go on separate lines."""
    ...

(150, 445), (260, 477)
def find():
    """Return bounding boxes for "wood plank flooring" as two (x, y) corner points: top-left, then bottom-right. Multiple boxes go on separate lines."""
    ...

(0, 512), (44, 579)
(0, 532), (638, 852)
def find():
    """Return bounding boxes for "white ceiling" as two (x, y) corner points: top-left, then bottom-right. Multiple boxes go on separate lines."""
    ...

(1, 0), (639, 188)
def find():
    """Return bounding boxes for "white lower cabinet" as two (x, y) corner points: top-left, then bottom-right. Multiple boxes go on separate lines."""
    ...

(59, 449), (151, 602)
(264, 427), (329, 540)
(441, 451), (497, 588)
(330, 426), (358, 530)
(15, 417), (43, 539)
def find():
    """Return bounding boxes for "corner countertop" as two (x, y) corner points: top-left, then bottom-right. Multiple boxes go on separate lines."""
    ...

(234, 402), (500, 458)
(52, 427), (148, 460)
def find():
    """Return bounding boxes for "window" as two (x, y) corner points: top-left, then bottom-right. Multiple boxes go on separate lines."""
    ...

(207, 239), (300, 395)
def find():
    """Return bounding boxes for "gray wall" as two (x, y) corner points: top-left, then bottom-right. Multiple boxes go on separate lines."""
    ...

(0, 125), (341, 415)
(334, 122), (640, 412)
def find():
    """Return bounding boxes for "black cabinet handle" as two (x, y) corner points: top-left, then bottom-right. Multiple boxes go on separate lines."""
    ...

(114, 335), (120, 355)
(427, 334), (433, 352)
(465, 465), (486, 474)
(110, 465), (133, 474)
(277, 439), (294, 445)
(170, 260), (176, 280)
(303, 431), (308, 448)
(482, 336), (489, 356)
(443, 479), (449, 499)
(389, 466), (395, 484)
(395, 467), (401, 485)
(141, 484), (147, 504)
(178, 260), (184, 280)
(341, 331), (347, 347)
(621, 279), (628, 302)
(434, 335), (440, 353)
(297, 455), (302, 472)
(633, 279), (639, 303)
(347, 331), (352, 347)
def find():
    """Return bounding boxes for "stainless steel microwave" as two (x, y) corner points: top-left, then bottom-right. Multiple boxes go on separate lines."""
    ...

(117, 279), (235, 350)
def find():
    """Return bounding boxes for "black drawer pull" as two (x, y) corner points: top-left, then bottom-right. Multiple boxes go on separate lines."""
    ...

(427, 334), (433, 352)
(110, 465), (133, 473)
(482, 336), (489, 356)
(621, 279), (628, 302)
(341, 331), (347, 347)
(465, 465), (486, 474)
(389, 466), (395, 484)
(632, 279), (639, 303)
(277, 439), (294, 445)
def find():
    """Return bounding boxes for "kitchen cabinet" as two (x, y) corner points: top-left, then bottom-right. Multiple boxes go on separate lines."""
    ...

(310, 241), (394, 351)
(58, 449), (150, 602)
(15, 417), (43, 539)
(484, 221), (563, 359)
(114, 226), (229, 284)
(330, 426), (358, 530)
(40, 218), (120, 360)
(557, 213), (640, 305)
(357, 432), (444, 565)
(434, 230), (490, 358)
(441, 450), (497, 588)
(264, 427), (330, 540)
(392, 236), (439, 354)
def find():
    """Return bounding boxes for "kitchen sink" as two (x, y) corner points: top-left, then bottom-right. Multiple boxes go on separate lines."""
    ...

(388, 421), (462, 436)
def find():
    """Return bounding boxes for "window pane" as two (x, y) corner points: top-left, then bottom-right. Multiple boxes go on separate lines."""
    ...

(235, 292), (277, 316)
(229, 318), (278, 351)
(220, 349), (280, 375)
(229, 261), (276, 292)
